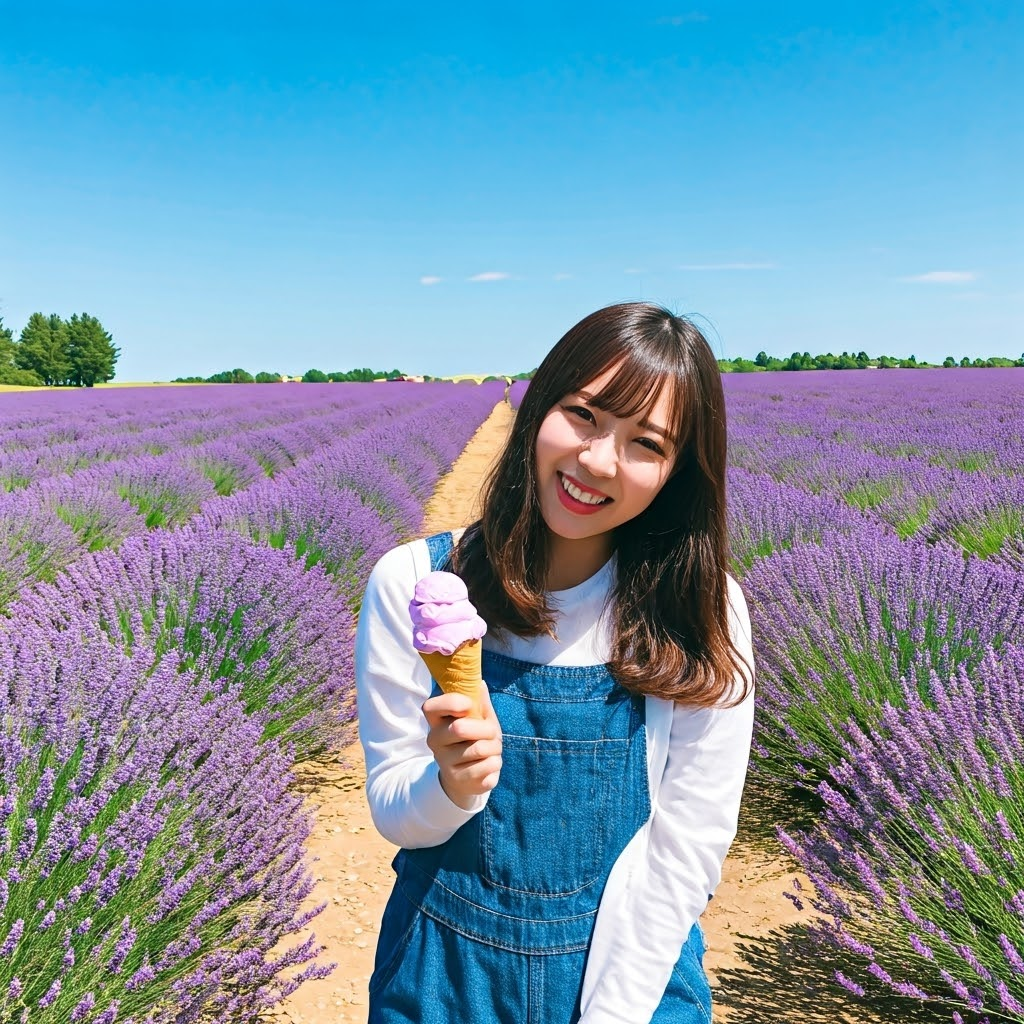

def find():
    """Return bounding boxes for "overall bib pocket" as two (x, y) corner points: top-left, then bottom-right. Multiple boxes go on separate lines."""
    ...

(481, 734), (628, 895)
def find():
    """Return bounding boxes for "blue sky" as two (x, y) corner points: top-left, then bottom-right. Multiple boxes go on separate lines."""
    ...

(1, 1), (1020, 379)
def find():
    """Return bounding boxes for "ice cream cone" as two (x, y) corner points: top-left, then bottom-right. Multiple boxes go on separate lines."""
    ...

(418, 639), (484, 717)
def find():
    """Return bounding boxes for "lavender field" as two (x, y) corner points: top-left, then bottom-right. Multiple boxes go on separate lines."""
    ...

(0, 369), (1022, 1023)
(723, 368), (1023, 1024)
(0, 381), (502, 1022)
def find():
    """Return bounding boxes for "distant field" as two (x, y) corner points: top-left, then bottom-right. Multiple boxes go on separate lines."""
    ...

(0, 381), (211, 392)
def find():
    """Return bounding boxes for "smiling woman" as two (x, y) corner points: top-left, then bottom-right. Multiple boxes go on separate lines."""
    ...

(356, 301), (756, 1024)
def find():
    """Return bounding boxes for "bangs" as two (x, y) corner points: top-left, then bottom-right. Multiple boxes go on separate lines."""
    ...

(582, 350), (690, 449)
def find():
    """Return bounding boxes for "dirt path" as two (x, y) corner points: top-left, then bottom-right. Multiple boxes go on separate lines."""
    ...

(269, 399), (807, 1023)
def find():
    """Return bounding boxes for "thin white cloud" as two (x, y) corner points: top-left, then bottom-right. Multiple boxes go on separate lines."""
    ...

(900, 271), (978, 284)
(467, 271), (511, 282)
(553, 272), (574, 281)
(419, 275), (443, 286)
(656, 13), (709, 25)
(677, 262), (777, 271)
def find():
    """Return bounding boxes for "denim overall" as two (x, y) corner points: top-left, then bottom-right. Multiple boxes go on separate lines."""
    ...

(369, 532), (712, 1023)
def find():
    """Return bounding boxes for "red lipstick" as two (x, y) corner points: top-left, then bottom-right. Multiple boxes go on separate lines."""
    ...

(556, 472), (611, 516)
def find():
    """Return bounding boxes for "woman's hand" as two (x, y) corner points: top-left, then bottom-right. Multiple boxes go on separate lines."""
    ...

(422, 688), (502, 810)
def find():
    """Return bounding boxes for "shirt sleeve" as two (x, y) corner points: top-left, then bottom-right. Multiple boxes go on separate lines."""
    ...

(354, 542), (489, 849)
(579, 576), (755, 1024)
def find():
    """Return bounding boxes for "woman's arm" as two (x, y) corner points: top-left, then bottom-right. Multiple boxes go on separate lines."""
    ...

(579, 576), (756, 1023)
(355, 542), (490, 848)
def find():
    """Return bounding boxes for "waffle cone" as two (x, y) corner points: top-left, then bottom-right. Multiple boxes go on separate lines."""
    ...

(418, 640), (484, 717)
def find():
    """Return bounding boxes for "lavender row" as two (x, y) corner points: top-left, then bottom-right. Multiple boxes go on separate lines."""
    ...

(508, 379), (529, 410)
(0, 381), (390, 445)
(725, 369), (1023, 563)
(725, 368), (1024, 475)
(742, 527), (1024, 1020)
(0, 529), (345, 1021)
(0, 385), (503, 610)
(200, 391), (505, 605)
(778, 645), (1024, 1023)
(743, 531), (1024, 787)
(729, 435), (1023, 561)
(717, 372), (1024, 1017)
(0, 384), (448, 491)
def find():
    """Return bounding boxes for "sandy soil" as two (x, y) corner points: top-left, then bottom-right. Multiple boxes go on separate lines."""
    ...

(268, 399), (813, 1024)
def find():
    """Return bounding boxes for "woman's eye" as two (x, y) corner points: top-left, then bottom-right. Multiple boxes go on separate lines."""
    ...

(637, 437), (666, 455)
(563, 404), (595, 423)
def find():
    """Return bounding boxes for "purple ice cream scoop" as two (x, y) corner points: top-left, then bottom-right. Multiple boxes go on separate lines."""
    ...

(409, 571), (487, 655)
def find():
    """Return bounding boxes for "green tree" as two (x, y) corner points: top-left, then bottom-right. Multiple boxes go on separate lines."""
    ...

(302, 368), (329, 383)
(15, 312), (72, 386)
(727, 357), (761, 372)
(206, 368), (253, 383)
(783, 351), (815, 371)
(48, 314), (72, 383)
(943, 356), (956, 368)
(754, 350), (769, 367)
(254, 371), (281, 383)
(0, 316), (14, 369)
(327, 367), (389, 382)
(67, 313), (119, 386)
(0, 366), (44, 386)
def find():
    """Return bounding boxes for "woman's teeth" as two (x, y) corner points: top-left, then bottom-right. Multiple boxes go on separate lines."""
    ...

(561, 475), (608, 505)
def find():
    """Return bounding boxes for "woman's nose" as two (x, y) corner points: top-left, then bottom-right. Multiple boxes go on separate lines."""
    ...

(578, 432), (618, 476)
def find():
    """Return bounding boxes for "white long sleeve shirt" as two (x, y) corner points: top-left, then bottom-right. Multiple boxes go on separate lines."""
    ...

(355, 532), (755, 1024)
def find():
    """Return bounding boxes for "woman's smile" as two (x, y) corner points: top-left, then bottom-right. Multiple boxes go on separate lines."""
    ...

(556, 471), (613, 514)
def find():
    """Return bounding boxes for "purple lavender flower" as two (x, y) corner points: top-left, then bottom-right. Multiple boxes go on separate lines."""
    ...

(783, 643), (1024, 1018)
(744, 530), (1024, 785)
(0, 589), (330, 1017)
(15, 523), (357, 757)
(0, 490), (80, 610)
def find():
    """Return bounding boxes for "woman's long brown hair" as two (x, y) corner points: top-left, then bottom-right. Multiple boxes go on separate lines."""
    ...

(452, 302), (753, 708)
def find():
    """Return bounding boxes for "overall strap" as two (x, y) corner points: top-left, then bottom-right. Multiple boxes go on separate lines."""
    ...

(425, 531), (454, 573)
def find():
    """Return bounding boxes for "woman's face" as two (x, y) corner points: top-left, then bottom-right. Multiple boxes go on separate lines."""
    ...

(534, 363), (678, 558)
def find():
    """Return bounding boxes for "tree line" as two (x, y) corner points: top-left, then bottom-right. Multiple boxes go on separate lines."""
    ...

(173, 368), (537, 384)
(719, 349), (1024, 372)
(0, 313), (120, 387)
(172, 367), (407, 384)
